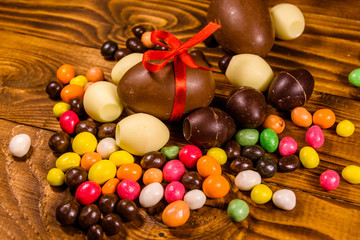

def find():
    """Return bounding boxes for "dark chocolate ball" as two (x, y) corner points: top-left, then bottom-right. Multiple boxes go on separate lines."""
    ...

(55, 200), (80, 225)
(224, 140), (241, 160)
(152, 44), (168, 51)
(87, 224), (104, 240)
(101, 40), (118, 59)
(140, 151), (166, 169)
(98, 193), (119, 214)
(126, 38), (146, 53)
(268, 68), (314, 110)
(75, 119), (98, 136)
(256, 156), (277, 178)
(69, 98), (86, 118)
(230, 157), (253, 174)
(97, 123), (116, 140)
(242, 145), (265, 162)
(203, 34), (219, 48)
(132, 25), (146, 39)
(46, 81), (63, 99)
(114, 48), (132, 61)
(101, 213), (123, 236)
(218, 55), (232, 73)
(226, 86), (267, 128)
(181, 171), (203, 190)
(65, 167), (87, 190)
(116, 199), (138, 222)
(48, 131), (71, 153)
(78, 204), (101, 229)
(278, 155), (300, 172)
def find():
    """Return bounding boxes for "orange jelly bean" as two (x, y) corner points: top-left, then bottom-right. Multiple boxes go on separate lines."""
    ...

(291, 107), (312, 127)
(57, 64), (75, 84)
(202, 174), (230, 198)
(143, 168), (163, 185)
(116, 163), (142, 181)
(313, 108), (336, 129)
(60, 84), (85, 103)
(86, 66), (104, 82)
(262, 114), (285, 134)
(102, 178), (120, 195)
(196, 155), (222, 178)
(81, 152), (102, 171)
(162, 200), (190, 227)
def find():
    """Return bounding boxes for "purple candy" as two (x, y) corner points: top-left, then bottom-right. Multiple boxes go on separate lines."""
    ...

(306, 125), (324, 149)
(279, 137), (298, 156)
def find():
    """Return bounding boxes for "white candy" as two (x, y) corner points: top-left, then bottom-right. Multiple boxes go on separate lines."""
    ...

(235, 170), (262, 191)
(184, 189), (207, 210)
(272, 189), (296, 210)
(96, 138), (119, 159)
(139, 182), (164, 208)
(111, 53), (143, 84)
(9, 134), (31, 158)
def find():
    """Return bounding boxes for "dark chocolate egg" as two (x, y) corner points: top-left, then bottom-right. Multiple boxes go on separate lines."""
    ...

(183, 107), (236, 148)
(207, 0), (274, 57)
(226, 87), (267, 128)
(268, 69), (314, 110)
(118, 52), (215, 121)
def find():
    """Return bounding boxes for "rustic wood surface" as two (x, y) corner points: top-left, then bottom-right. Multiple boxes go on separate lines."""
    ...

(1, 0), (360, 239)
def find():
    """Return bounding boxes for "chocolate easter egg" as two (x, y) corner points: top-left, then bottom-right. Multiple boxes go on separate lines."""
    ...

(207, 0), (274, 57)
(118, 52), (215, 121)
(268, 69), (314, 110)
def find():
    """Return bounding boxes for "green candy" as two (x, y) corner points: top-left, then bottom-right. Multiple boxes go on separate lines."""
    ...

(227, 199), (249, 222)
(260, 128), (279, 153)
(161, 146), (180, 160)
(235, 129), (259, 146)
(349, 68), (360, 87)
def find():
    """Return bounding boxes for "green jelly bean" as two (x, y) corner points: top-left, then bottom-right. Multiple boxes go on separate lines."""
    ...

(235, 129), (259, 146)
(227, 199), (249, 222)
(161, 146), (180, 160)
(260, 128), (279, 153)
(349, 68), (360, 87)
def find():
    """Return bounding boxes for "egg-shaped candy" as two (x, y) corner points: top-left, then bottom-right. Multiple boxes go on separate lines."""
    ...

(139, 182), (164, 208)
(183, 189), (206, 210)
(9, 134), (31, 158)
(162, 201), (190, 227)
(305, 125), (325, 149)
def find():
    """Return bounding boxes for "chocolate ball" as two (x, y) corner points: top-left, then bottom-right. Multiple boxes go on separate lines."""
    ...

(230, 157), (253, 174)
(78, 204), (101, 229)
(69, 98), (86, 118)
(268, 68), (314, 110)
(152, 44), (168, 51)
(132, 25), (146, 39)
(278, 155), (300, 172)
(55, 200), (80, 225)
(242, 145), (265, 162)
(218, 55), (232, 73)
(46, 81), (63, 99)
(226, 86), (267, 128)
(224, 140), (241, 160)
(65, 167), (87, 190)
(256, 156), (277, 178)
(181, 171), (203, 190)
(183, 107), (236, 148)
(99, 194), (119, 214)
(87, 224), (104, 240)
(101, 213), (123, 236)
(49, 131), (71, 153)
(140, 151), (166, 169)
(114, 48), (132, 61)
(101, 40), (118, 59)
(116, 199), (138, 222)
(126, 38), (146, 53)
(75, 119), (98, 136)
(203, 34), (219, 48)
(97, 123), (116, 139)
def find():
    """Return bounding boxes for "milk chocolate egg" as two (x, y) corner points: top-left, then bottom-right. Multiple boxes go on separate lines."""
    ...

(118, 52), (215, 121)
(268, 69), (314, 110)
(207, 0), (274, 57)
(226, 87), (267, 128)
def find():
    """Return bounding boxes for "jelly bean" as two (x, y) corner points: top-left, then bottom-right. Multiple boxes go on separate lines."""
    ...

(140, 151), (166, 169)
(242, 145), (265, 162)
(70, 75), (88, 88)
(272, 189), (296, 210)
(299, 146), (319, 168)
(143, 168), (163, 185)
(46, 81), (63, 99)
(260, 128), (279, 153)
(348, 68), (360, 87)
(342, 165), (360, 184)
(224, 140), (241, 160)
(278, 155), (300, 172)
(88, 160), (117, 185)
(336, 120), (355, 137)
(9, 133), (31, 158)
(57, 64), (75, 84)
(101, 213), (122, 236)
(116, 199), (138, 222)
(81, 152), (102, 171)
(59, 110), (79, 134)
(116, 163), (142, 181)
(227, 199), (249, 222)
(202, 174), (230, 198)
(207, 147), (227, 165)
(291, 107), (312, 127)
(235, 129), (259, 146)
(96, 137), (119, 159)
(109, 150), (134, 167)
(230, 157), (253, 174)
(251, 184), (272, 204)
(102, 178), (120, 195)
(117, 179), (141, 201)
(98, 193), (119, 214)
(313, 109), (336, 129)
(320, 170), (340, 191)
(279, 136), (298, 156)
(262, 114), (285, 134)
(183, 189), (207, 210)
(60, 84), (85, 103)
(165, 181), (186, 203)
(65, 167), (87, 190)
(139, 182), (164, 208)
(53, 102), (71, 118)
(72, 132), (97, 155)
(305, 125), (324, 149)
(86, 67), (104, 82)
(256, 156), (277, 178)
(78, 204), (101, 229)
(49, 131), (71, 153)
(75, 181), (102, 205)
(56, 152), (81, 172)
(181, 171), (203, 190)
(161, 146), (180, 160)
(179, 145), (202, 168)
(162, 200), (190, 227)
(163, 160), (186, 182)
(47, 168), (65, 186)
(56, 200), (80, 225)
(235, 170), (261, 191)
(196, 155), (222, 178)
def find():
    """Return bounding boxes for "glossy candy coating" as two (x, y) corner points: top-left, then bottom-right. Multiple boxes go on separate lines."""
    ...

(87, 224), (103, 240)
(9, 133), (31, 158)
(305, 125), (325, 149)
(179, 145), (202, 168)
(235, 129), (259, 147)
(313, 109), (336, 129)
(56, 200), (80, 225)
(342, 165), (360, 184)
(262, 115), (285, 134)
(256, 156), (277, 178)
(47, 168), (65, 186)
(86, 67), (104, 82)
(101, 40), (118, 59)
(72, 132), (97, 155)
(46, 81), (63, 99)
(60, 84), (85, 103)
(65, 166), (87, 190)
(78, 204), (101, 229)
(163, 160), (186, 182)
(349, 68), (360, 86)
(279, 137), (298, 156)
(88, 160), (117, 185)
(183, 189), (207, 210)
(299, 146), (319, 168)
(59, 110), (79, 134)
(69, 98), (86, 118)
(116, 163), (142, 181)
(98, 193), (119, 214)
(202, 174), (230, 198)
(260, 128), (279, 153)
(218, 55), (232, 73)
(224, 140), (241, 160)
(109, 150), (134, 167)
(116, 199), (138, 222)
(336, 120), (355, 137)
(114, 48), (132, 61)
(165, 181), (186, 203)
(143, 168), (163, 185)
(207, 147), (227, 165)
(235, 170), (261, 191)
(126, 37), (146, 53)
(181, 171), (203, 190)
(96, 137), (118, 159)
(251, 184), (273, 204)
(242, 145), (265, 162)
(141, 31), (154, 48)
(227, 199), (249, 222)
(75, 119), (97, 136)
(230, 157), (253, 174)
(56, 152), (81, 172)
(81, 152), (102, 171)
(75, 181), (101, 205)
(70, 75), (88, 88)
(102, 178), (120, 195)
(139, 182), (164, 208)
(320, 170), (340, 191)
(161, 146), (180, 160)
(98, 123), (117, 139)
(132, 25), (146, 39)
(272, 189), (296, 210)
(140, 151), (166, 169)
(117, 179), (141, 201)
(53, 102), (71, 118)
(196, 155), (222, 178)
(278, 155), (300, 172)
(101, 213), (122, 236)
(291, 107), (312, 127)
(57, 64), (75, 84)
(162, 200), (190, 227)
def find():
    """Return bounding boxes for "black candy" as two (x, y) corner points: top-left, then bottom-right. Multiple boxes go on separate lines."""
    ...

(278, 155), (300, 172)
(97, 123), (116, 140)
(230, 157), (253, 174)
(224, 140), (241, 160)
(126, 38), (146, 53)
(65, 167), (87, 190)
(69, 98), (86, 118)
(242, 145), (265, 162)
(218, 55), (232, 73)
(114, 48), (132, 61)
(132, 25), (146, 39)
(46, 81), (63, 99)
(75, 119), (98, 136)
(87, 224), (104, 240)
(140, 151), (166, 169)
(181, 171), (203, 190)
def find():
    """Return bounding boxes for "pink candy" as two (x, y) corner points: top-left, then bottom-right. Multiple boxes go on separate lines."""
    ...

(117, 179), (141, 200)
(279, 137), (298, 156)
(164, 181), (186, 203)
(163, 160), (186, 182)
(59, 110), (79, 134)
(75, 181), (101, 205)
(306, 125), (324, 149)
(179, 145), (202, 168)
(319, 170), (340, 191)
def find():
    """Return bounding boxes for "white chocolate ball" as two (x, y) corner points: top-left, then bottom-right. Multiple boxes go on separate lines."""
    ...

(9, 134), (31, 158)
(235, 170), (262, 191)
(111, 53), (143, 84)
(139, 182), (164, 208)
(96, 137), (119, 159)
(184, 189), (207, 210)
(272, 189), (296, 210)
(225, 54), (274, 92)
(270, 3), (305, 40)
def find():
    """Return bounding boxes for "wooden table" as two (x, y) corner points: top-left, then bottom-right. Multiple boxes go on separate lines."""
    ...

(1, 0), (360, 239)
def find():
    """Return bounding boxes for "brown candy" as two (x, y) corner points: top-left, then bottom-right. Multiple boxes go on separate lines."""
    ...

(98, 193), (119, 214)
(116, 199), (138, 222)
(140, 151), (166, 169)
(101, 213), (123, 236)
(65, 167), (87, 190)
(278, 155), (300, 172)
(181, 171), (203, 190)
(256, 156), (277, 178)
(224, 140), (241, 160)
(87, 224), (104, 240)
(78, 204), (101, 229)
(49, 131), (71, 153)
(55, 200), (80, 226)
(97, 123), (116, 139)
(230, 157), (253, 174)
(75, 119), (98, 136)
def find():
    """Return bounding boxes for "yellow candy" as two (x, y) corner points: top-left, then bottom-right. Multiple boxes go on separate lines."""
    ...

(342, 165), (360, 184)
(46, 168), (65, 186)
(251, 184), (272, 204)
(70, 75), (88, 88)
(56, 152), (81, 172)
(53, 102), (70, 118)
(207, 147), (227, 165)
(88, 160), (117, 185)
(109, 150), (134, 167)
(336, 120), (355, 137)
(299, 146), (319, 168)
(72, 132), (98, 155)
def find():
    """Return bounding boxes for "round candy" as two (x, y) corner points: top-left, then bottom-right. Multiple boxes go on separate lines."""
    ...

(320, 170), (340, 191)
(75, 119), (97, 136)
(299, 146), (320, 168)
(230, 157), (253, 174)
(81, 152), (102, 171)
(114, 48), (132, 61)
(72, 132), (97, 155)
(342, 165), (360, 184)
(202, 174), (230, 198)
(65, 166), (87, 190)
(262, 115), (285, 134)
(126, 37), (146, 53)
(163, 160), (186, 182)
(256, 156), (277, 178)
(98, 193), (119, 214)
(162, 200), (190, 227)
(272, 189), (296, 210)
(278, 155), (300, 172)
(291, 106), (312, 127)
(102, 178), (120, 195)
(183, 189), (207, 210)
(60, 84), (85, 103)
(87, 225), (103, 240)
(116, 199), (138, 222)
(59, 110), (79, 134)
(9, 133), (31, 158)
(218, 55), (232, 73)
(69, 98), (86, 118)
(313, 109), (336, 129)
(101, 40), (118, 59)
(235, 129), (259, 147)
(165, 181), (186, 203)
(336, 120), (355, 137)
(305, 125), (325, 149)
(117, 179), (141, 201)
(207, 147), (227, 165)
(235, 170), (261, 191)
(88, 160), (117, 185)
(179, 145), (202, 168)
(196, 155), (222, 178)
(348, 68), (360, 87)
(49, 131), (71, 153)
(53, 102), (71, 118)
(70, 75), (88, 88)
(109, 150), (134, 167)
(242, 145), (265, 162)
(78, 204), (101, 229)
(98, 123), (117, 139)
(143, 168), (163, 185)
(75, 181), (102, 205)
(47, 168), (65, 186)
(161, 146), (180, 160)
(56, 200), (80, 225)
(101, 213), (122, 236)
(116, 163), (142, 181)
(181, 171), (203, 190)
(227, 199), (249, 222)
(251, 184), (272, 204)
(279, 136), (298, 156)
(96, 137), (119, 159)
(259, 128), (279, 153)
(141, 31), (154, 48)
(139, 182), (164, 208)
(224, 140), (241, 160)
(56, 152), (81, 172)
(86, 67), (104, 82)
(132, 25), (146, 38)
(140, 151), (166, 169)
(46, 81), (63, 99)
(57, 64), (75, 84)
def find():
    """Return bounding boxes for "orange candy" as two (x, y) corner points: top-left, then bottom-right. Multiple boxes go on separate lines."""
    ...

(60, 84), (85, 103)
(102, 178), (120, 195)
(116, 163), (142, 181)
(202, 174), (230, 198)
(81, 152), (102, 171)
(196, 155), (222, 178)
(86, 67), (104, 82)
(313, 109), (336, 129)
(143, 168), (163, 185)
(162, 200), (190, 227)
(291, 107), (312, 127)
(262, 114), (285, 134)
(57, 64), (75, 84)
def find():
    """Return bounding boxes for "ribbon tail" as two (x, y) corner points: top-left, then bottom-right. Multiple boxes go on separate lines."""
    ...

(169, 56), (187, 121)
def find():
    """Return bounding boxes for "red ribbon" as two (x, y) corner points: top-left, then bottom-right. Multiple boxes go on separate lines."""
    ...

(142, 21), (221, 121)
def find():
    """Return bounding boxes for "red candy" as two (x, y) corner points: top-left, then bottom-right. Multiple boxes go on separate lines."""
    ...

(59, 110), (79, 134)
(164, 181), (186, 203)
(306, 125), (324, 149)
(279, 137), (298, 156)
(163, 160), (186, 182)
(75, 181), (101, 205)
(179, 145), (203, 168)
(117, 179), (141, 200)
(319, 170), (340, 191)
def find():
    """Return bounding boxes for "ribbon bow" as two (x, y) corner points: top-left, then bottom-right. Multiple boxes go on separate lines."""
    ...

(142, 21), (221, 121)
